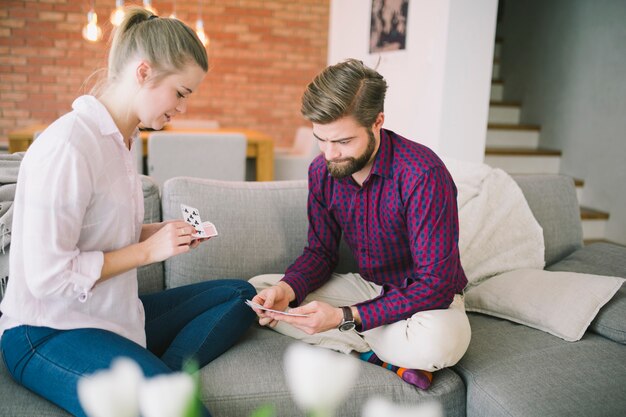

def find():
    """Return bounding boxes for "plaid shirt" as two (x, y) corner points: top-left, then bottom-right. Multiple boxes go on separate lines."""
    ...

(281, 129), (467, 331)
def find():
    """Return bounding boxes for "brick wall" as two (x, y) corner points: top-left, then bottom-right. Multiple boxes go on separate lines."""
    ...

(0, 0), (329, 148)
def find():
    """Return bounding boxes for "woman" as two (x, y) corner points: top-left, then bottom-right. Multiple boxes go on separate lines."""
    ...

(0, 8), (255, 417)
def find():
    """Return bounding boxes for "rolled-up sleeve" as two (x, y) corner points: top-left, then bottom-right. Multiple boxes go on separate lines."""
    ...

(22, 141), (103, 301)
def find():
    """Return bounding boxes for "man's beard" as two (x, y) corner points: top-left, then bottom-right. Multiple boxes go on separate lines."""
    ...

(326, 130), (376, 179)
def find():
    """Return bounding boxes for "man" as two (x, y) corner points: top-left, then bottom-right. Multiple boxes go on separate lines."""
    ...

(249, 59), (470, 389)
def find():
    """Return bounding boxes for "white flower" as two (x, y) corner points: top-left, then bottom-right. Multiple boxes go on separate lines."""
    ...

(283, 342), (359, 415)
(139, 372), (196, 417)
(362, 397), (443, 417)
(77, 357), (143, 417)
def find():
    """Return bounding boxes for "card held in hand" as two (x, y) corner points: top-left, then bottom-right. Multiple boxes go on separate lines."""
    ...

(180, 204), (218, 238)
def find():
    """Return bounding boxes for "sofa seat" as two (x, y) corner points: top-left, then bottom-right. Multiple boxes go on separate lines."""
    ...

(0, 350), (70, 416)
(200, 325), (466, 417)
(454, 314), (626, 417)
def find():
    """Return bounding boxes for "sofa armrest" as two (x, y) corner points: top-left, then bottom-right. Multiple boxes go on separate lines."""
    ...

(512, 174), (583, 266)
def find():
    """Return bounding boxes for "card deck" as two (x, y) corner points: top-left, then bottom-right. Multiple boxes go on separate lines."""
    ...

(245, 299), (310, 317)
(180, 204), (219, 238)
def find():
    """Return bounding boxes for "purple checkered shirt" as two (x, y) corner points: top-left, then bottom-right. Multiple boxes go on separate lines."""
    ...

(281, 129), (467, 331)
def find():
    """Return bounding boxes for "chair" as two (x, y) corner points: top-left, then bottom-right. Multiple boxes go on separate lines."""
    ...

(273, 127), (320, 181)
(147, 132), (247, 189)
(166, 119), (220, 130)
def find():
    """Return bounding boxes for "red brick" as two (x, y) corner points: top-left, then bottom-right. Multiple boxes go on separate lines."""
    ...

(0, 0), (330, 147)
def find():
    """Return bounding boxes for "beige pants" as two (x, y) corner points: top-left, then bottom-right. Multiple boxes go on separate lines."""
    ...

(249, 273), (472, 372)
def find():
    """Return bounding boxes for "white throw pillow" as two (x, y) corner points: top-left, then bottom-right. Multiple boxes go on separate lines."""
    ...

(464, 268), (625, 341)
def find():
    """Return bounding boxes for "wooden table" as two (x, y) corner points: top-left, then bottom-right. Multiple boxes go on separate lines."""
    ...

(8, 124), (275, 181)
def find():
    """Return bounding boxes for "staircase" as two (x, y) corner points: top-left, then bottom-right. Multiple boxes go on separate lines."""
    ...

(485, 37), (609, 243)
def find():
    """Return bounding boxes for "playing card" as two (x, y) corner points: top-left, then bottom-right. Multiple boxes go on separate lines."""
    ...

(245, 300), (310, 317)
(198, 220), (219, 238)
(180, 204), (212, 238)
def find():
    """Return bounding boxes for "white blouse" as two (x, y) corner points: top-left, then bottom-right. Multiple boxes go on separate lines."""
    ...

(0, 96), (147, 347)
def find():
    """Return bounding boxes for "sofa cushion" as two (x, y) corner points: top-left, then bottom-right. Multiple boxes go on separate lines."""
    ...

(0, 351), (71, 416)
(201, 326), (466, 417)
(137, 175), (164, 294)
(464, 269), (624, 341)
(547, 242), (626, 344)
(512, 175), (583, 266)
(161, 178), (357, 288)
(454, 314), (626, 417)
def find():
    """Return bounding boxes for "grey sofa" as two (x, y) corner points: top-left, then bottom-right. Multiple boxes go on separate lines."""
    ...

(1, 174), (625, 417)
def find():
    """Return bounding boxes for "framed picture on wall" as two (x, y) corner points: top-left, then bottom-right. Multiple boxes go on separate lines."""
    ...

(370, 0), (409, 53)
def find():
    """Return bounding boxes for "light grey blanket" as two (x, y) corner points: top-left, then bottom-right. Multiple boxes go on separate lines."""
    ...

(0, 152), (24, 251)
(0, 152), (23, 297)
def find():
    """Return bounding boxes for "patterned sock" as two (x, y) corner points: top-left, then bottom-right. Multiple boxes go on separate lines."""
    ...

(359, 350), (433, 390)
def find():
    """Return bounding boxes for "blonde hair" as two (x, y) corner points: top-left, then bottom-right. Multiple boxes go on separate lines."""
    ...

(301, 59), (387, 128)
(108, 7), (208, 83)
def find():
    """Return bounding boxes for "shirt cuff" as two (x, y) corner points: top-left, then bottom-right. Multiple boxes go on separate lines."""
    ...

(70, 250), (104, 302)
(280, 274), (307, 306)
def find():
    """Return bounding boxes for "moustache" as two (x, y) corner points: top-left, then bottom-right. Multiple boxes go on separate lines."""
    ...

(326, 158), (353, 164)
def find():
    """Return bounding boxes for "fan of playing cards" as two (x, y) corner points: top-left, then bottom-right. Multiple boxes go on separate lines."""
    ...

(181, 204), (219, 239)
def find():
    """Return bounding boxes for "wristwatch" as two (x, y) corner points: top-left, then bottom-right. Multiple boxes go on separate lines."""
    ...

(338, 306), (356, 332)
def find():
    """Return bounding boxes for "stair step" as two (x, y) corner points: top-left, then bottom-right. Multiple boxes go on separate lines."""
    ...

(486, 124), (541, 148)
(486, 128), (538, 148)
(494, 42), (502, 59)
(488, 103), (520, 124)
(490, 100), (521, 107)
(485, 147), (561, 174)
(580, 206), (610, 220)
(485, 147), (560, 156)
(584, 239), (625, 247)
(490, 81), (504, 101)
(574, 178), (584, 202)
(580, 206), (609, 241)
(488, 123), (540, 131)
(492, 60), (500, 79)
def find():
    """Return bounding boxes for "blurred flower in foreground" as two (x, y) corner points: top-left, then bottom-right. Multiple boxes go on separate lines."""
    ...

(78, 357), (202, 417)
(77, 358), (143, 417)
(284, 343), (360, 417)
(362, 397), (444, 417)
(139, 372), (196, 417)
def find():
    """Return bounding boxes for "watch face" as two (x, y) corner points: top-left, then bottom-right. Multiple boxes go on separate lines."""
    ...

(339, 321), (356, 332)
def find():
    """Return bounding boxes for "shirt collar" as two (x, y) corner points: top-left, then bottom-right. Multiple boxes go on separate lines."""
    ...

(369, 128), (393, 180)
(331, 128), (394, 186)
(72, 95), (138, 142)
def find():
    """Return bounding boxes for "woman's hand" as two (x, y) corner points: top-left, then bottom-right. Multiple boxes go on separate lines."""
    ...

(140, 220), (177, 242)
(140, 221), (197, 264)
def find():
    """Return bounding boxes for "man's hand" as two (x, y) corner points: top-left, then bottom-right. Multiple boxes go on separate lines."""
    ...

(251, 282), (296, 327)
(263, 300), (344, 335)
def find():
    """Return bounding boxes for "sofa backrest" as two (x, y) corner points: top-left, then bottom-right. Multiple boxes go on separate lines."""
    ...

(161, 177), (357, 288)
(511, 174), (583, 266)
(138, 175), (165, 294)
(160, 174), (584, 288)
(0, 172), (584, 298)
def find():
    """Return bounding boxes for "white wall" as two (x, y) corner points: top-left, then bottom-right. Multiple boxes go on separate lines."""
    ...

(500, 0), (626, 245)
(328, 0), (498, 163)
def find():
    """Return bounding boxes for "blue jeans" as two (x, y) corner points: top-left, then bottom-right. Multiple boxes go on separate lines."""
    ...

(1, 279), (256, 417)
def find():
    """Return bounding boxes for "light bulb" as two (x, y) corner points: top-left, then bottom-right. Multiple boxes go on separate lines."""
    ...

(110, 0), (125, 26)
(170, 0), (177, 19)
(82, 10), (103, 42)
(143, 0), (157, 14)
(195, 19), (209, 47)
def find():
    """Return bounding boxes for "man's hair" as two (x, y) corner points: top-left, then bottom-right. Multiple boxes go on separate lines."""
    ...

(301, 59), (387, 127)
